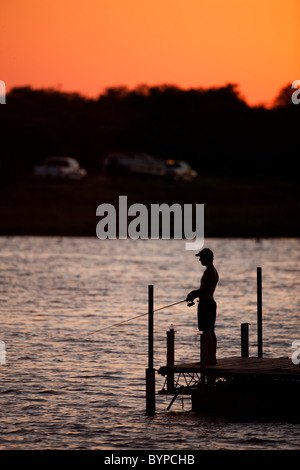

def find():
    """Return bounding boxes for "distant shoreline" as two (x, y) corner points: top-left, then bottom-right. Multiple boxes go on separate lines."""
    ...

(1, 173), (299, 238)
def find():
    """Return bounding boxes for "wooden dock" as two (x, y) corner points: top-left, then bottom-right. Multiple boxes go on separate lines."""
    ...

(145, 275), (300, 419)
(157, 356), (300, 418)
(158, 356), (300, 380)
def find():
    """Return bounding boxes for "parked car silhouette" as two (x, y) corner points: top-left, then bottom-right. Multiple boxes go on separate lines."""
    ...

(34, 157), (87, 181)
(128, 153), (166, 177)
(102, 152), (166, 177)
(165, 160), (198, 181)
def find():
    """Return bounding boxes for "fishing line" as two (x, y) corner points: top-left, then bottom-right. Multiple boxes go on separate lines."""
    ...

(86, 298), (192, 336)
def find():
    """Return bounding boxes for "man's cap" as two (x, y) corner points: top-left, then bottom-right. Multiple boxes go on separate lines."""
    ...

(195, 248), (214, 259)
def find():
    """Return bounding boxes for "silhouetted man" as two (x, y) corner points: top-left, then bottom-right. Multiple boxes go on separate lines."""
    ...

(186, 248), (219, 364)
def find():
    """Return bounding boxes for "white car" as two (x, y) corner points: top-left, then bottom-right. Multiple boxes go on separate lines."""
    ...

(165, 160), (198, 181)
(34, 157), (87, 180)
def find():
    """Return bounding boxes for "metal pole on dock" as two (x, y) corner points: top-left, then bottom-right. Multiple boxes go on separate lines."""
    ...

(257, 267), (263, 358)
(241, 323), (249, 357)
(166, 328), (175, 392)
(146, 285), (155, 415)
(148, 285), (154, 370)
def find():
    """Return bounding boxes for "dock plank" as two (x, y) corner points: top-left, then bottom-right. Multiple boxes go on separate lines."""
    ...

(158, 356), (300, 379)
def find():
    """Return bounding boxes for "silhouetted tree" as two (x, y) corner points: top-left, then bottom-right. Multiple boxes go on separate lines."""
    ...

(273, 83), (295, 107)
(0, 83), (297, 180)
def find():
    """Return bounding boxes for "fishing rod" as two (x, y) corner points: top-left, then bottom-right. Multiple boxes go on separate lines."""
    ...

(86, 298), (195, 335)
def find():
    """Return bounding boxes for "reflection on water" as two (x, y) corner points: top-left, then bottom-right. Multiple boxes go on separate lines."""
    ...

(0, 237), (299, 449)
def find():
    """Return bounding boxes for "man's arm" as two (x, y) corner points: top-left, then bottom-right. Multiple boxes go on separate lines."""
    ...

(186, 288), (200, 301)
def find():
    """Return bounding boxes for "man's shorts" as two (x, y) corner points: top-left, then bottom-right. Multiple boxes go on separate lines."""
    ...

(197, 299), (217, 332)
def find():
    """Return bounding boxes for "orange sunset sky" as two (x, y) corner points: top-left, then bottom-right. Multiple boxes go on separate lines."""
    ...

(1, 0), (299, 106)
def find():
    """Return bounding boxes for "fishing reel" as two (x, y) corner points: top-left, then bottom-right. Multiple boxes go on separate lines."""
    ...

(186, 300), (195, 307)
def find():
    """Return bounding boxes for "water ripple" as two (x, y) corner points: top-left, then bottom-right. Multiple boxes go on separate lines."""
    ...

(0, 237), (299, 449)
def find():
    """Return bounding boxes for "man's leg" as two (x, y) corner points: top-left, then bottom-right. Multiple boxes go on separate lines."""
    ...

(204, 329), (217, 364)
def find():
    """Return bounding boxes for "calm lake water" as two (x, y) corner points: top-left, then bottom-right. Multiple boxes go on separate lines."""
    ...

(0, 236), (299, 450)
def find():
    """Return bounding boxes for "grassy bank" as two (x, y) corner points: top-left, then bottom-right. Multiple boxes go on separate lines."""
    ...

(1, 173), (299, 237)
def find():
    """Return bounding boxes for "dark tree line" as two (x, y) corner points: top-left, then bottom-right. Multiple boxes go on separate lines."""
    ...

(1, 82), (299, 181)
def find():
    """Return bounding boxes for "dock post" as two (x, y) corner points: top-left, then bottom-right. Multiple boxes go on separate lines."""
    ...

(241, 323), (249, 357)
(166, 328), (175, 392)
(257, 267), (263, 358)
(146, 285), (155, 415)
